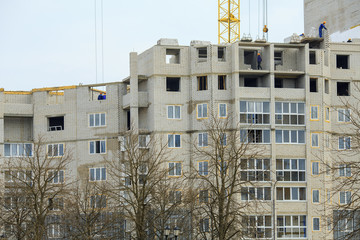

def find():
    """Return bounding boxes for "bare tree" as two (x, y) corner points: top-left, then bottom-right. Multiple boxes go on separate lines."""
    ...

(0, 137), (72, 240)
(190, 114), (264, 240)
(107, 129), (187, 240)
(62, 181), (123, 240)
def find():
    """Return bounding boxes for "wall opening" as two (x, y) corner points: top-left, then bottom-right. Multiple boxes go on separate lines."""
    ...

(309, 51), (316, 64)
(275, 77), (304, 89)
(166, 49), (180, 64)
(127, 111), (131, 130)
(197, 76), (208, 91)
(198, 47), (207, 61)
(218, 47), (226, 61)
(310, 78), (318, 92)
(324, 79), (329, 94)
(218, 75), (226, 90)
(166, 77), (180, 92)
(337, 82), (350, 96)
(48, 116), (64, 131)
(274, 51), (283, 66)
(244, 78), (258, 87)
(336, 55), (349, 69)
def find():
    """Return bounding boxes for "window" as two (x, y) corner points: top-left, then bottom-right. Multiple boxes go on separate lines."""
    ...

(310, 78), (317, 92)
(240, 129), (271, 144)
(276, 187), (306, 200)
(324, 79), (329, 94)
(5, 170), (32, 183)
(326, 190), (331, 203)
(119, 136), (128, 151)
(325, 107), (330, 122)
(47, 143), (64, 157)
(338, 109), (351, 122)
(339, 164), (351, 177)
(169, 162), (182, 176)
(275, 130), (305, 144)
(169, 190), (182, 204)
(48, 116), (64, 131)
(244, 216), (272, 239)
(4, 197), (27, 210)
(48, 224), (61, 238)
(48, 197), (64, 211)
(200, 218), (210, 232)
(166, 77), (180, 92)
(311, 133), (319, 148)
(138, 135), (150, 148)
(168, 134), (181, 148)
(277, 215), (307, 238)
(310, 105), (319, 120)
(313, 218), (320, 231)
(240, 159), (271, 181)
(338, 215), (353, 232)
(312, 162), (319, 175)
(312, 190), (320, 203)
(218, 75), (226, 90)
(90, 195), (106, 208)
(4, 143), (33, 157)
(241, 187), (271, 201)
(197, 103), (208, 119)
(167, 105), (181, 119)
(275, 102), (305, 125)
(166, 49), (180, 64)
(337, 82), (350, 96)
(198, 47), (207, 60)
(220, 133), (227, 146)
(199, 190), (209, 203)
(276, 159), (306, 182)
(48, 170), (64, 184)
(339, 137), (351, 150)
(89, 113), (106, 127)
(274, 51), (282, 65)
(197, 76), (208, 90)
(198, 133), (208, 147)
(218, 103), (227, 118)
(241, 101), (270, 124)
(218, 47), (225, 61)
(89, 140), (106, 154)
(198, 161), (208, 176)
(244, 77), (258, 87)
(336, 55), (349, 69)
(309, 51), (316, 64)
(340, 191), (351, 204)
(89, 167), (106, 181)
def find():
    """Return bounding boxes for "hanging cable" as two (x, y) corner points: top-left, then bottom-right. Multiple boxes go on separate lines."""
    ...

(258, 0), (260, 38)
(101, 0), (104, 83)
(94, 0), (98, 84)
(248, 0), (251, 35)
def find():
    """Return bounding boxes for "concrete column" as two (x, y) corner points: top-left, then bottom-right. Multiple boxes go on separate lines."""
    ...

(129, 52), (139, 131)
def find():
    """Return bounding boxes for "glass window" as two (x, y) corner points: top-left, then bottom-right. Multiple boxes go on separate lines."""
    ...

(311, 133), (319, 147)
(240, 129), (271, 144)
(275, 130), (305, 144)
(277, 215), (307, 238)
(169, 162), (182, 176)
(313, 190), (320, 203)
(89, 113), (106, 127)
(199, 161), (208, 176)
(312, 162), (319, 175)
(243, 216), (272, 239)
(311, 105), (319, 120)
(313, 218), (320, 231)
(338, 109), (351, 122)
(275, 102), (305, 125)
(276, 187), (306, 200)
(240, 101), (270, 124)
(89, 167), (106, 181)
(168, 134), (181, 148)
(339, 137), (351, 150)
(89, 140), (106, 154)
(240, 159), (271, 182)
(276, 159), (306, 182)
(339, 164), (351, 177)
(167, 105), (181, 119)
(4, 143), (33, 157)
(241, 187), (271, 200)
(219, 103), (227, 118)
(198, 133), (208, 147)
(197, 103), (208, 119)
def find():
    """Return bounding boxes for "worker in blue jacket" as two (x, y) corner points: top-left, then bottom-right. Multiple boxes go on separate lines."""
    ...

(319, 21), (327, 38)
(257, 53), (262, 70)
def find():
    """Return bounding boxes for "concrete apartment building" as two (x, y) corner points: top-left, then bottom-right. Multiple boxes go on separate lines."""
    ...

(1, 35), (360, 239)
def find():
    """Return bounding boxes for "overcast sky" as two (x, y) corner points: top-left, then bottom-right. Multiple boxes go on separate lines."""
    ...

(0, 0), (304, 91)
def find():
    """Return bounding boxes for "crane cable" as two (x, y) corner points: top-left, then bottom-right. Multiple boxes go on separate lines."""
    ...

(258, 0), (260, 38)
(94, 0), (105, 84)
(94, 0), (98, 84)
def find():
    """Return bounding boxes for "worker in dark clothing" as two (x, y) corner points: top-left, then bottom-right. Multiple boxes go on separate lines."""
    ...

(257, 53), (262, 70)
(319, 21), (327, 38)
(347, 38), (352, 42)
(98, 92), (103, 100)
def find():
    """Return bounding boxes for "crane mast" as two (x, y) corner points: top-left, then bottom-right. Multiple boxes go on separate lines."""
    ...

(218, 0), (240, 43)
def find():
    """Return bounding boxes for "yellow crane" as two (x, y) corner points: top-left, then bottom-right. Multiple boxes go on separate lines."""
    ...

(218, 0), (240, 43)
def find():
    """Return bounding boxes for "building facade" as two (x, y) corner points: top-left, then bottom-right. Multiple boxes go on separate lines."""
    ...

(0, 37), (360, 239)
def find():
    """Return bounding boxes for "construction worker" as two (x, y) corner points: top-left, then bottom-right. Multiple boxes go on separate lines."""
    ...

(299, 33), (305, 37)
(319, 21), (327, 38)
(98, 92), (103, 100)
(347, 38), (352, 43)
(257, 53), (262, 70)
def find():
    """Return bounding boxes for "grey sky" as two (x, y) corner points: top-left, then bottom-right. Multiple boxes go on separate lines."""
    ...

(0, 0), (304, 91)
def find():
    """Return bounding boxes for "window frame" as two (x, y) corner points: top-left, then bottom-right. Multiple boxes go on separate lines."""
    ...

(4, 143), (33, 157)
(339, 191), (352, 205)
(276, 159), (306, 182)
(240, 129), (271, 144)
(197, 103), (208, 119)
(197, 76), (208, 91)
(312, 189), (320, 204)
(310, 105), (319, 121)
(167, 134), (181, 148)
(241, 101), (271, 125)
(325, 107), (330, 122)
(198, 132), (208, 147)
(275, 130), (305, 144)
(167, 105), (181, 119)
(311, 161), (320, 176)
(47, 143), (64, 157)
(48, 170), (65, 184)
(89, 167), (107, 181)
(276, 215), (307, 239)
(338, 136), (351, 150)
(168, 162), (182, 177)
(241, 187), (272, 201)
(312, 217), (320, 231)
(339, 164), (351, 177)
(240, 158), (271, 182)
(276, 187), (307, 201)
(89, 140), (106, 154)
(218, 103), (227, 118)
(338, 109), (351, 123)
(89, 112), (106, 127)
(198, 161), (209, 176)
(311, 132), (320, 148)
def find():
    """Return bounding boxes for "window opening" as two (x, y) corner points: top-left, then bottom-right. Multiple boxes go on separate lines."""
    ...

(198, 47), (207, 60)
(310, 78), (317, 92)
(48, 116), (64, 131)
(309, 51), (316, 64)
(166, 77), (180, 92)
(337, 82), (350, 96)
(218, 75), (226, 90)
(218, 47), (225, 61)
(244, 78), (258, 87)
(197, 76), (208, 91)
(336, 55), (349, 69)
(166, 49), (180, 64)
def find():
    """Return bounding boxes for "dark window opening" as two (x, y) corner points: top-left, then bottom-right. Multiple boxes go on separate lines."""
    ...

(324, 79), (329, 94)
(337, 82), (350, 96)
(198, 76), (208, 91)
(166, 49), (180, 64)
(309, 51), (316, 64)
(274, 51), (283, 66)
(275, 78), (283, 88)
(310, 78), (318, 92)
(218, 75), (226, 90)
(48, 116), (64, 131)
(336, 55), (349, 69)
(244, 78), (258, 87)
(127, 111), (131, 130)
(218, 47), (226, 61)
(244, 51), (256, 65)
(198, 48), (207, 60)
(166, 77), (180, 92)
